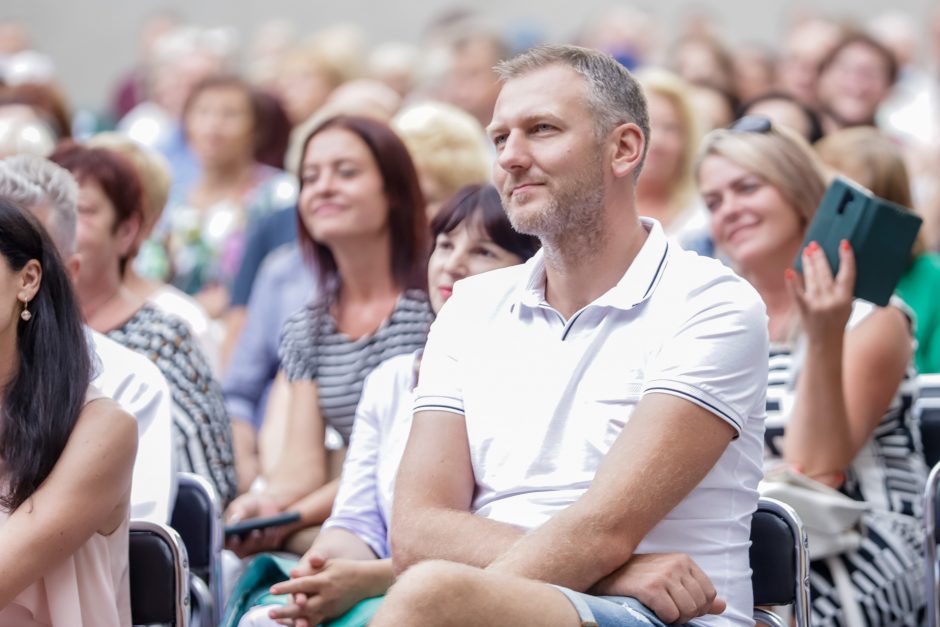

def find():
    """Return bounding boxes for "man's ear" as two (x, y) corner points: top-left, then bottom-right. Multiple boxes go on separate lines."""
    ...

(65, 253), (81, 284)
(609, 122), (646, 180)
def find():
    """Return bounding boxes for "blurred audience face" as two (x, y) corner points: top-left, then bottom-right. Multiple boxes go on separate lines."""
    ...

(185, 84), (255, 169)
(743, 97), (813, 142)
(698, 155), (803, 270)
(777, 19), (841, 105)
(298, 127), (389, 245)
(642, 92), (685, 190)
(733, 44), (776, 102)
(442, 37), (503, 126)
(867, 11), (918, 68)
(671, 36), (734, 95)
(427, 215), (523, 312)
(0, 21), (29, 55)
(75, 178), (137, 287)
(276, 52), (337, 125)
(151, 50), (222, 119)
(817, 40), (894, 127)
(688, 83), (735, 131)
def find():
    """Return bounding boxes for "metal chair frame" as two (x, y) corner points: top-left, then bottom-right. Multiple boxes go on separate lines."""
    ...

(129, 519), (191, 627)
(925, 462), (940, 627)
(172, 472), (224, 627)
(751, 497), (812, 627)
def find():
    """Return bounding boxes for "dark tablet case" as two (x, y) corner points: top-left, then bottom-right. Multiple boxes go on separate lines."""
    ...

(794, 177), (922, 307)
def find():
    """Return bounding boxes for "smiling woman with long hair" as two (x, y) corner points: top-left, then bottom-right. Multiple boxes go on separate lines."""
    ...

(225, 115), (433, 557)
(231, 184), (538, 627)
(0, 199), (137, 626)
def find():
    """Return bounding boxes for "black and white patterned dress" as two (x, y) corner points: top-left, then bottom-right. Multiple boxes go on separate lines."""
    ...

(764, 300), (928, 626)
(108, 304), (237, 506)
(278, 289), (433, 443)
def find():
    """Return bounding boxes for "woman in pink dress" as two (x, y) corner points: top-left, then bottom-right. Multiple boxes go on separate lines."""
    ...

(0, 199), (138, 626)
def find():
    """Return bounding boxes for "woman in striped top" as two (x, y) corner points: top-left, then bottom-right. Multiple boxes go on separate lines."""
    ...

(696, 117), (927, 626)
(225, 115), (432, 557)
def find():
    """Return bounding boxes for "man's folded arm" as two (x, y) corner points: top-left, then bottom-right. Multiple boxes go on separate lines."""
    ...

(389, 410), (525, 573)
(486, 393), (736, 591)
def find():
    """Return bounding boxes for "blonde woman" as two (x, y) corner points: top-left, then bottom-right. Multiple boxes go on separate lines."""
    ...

(696, 117), (926, 625)
(392, 101), (491, 218)
(635, 69), (708, 248)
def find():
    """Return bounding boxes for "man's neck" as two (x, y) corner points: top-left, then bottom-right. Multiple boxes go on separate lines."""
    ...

(542, 213), (648, 320)
(635, 178), (671, 213)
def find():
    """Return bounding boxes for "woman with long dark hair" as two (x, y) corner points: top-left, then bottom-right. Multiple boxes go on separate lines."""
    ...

(225, 115), (433, 556)
(0, 199), (137, 625)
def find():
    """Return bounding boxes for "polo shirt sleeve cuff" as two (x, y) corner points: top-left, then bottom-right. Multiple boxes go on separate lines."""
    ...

(321, 519), (389, 559)
(642, 379), (744, 438)
(413, 394), (465, 416)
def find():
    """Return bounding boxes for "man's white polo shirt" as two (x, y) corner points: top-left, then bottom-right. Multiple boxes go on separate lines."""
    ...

(89, 329), (177, 524)
(414, 219), (768, 627)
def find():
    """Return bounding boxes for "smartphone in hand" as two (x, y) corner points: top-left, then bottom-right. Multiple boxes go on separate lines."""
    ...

(224, 512), (302, 538)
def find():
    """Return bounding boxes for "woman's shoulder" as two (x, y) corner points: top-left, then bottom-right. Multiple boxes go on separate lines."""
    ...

(74, 394), (138, 454)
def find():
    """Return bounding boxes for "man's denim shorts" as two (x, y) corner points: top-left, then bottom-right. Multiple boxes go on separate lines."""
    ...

(552, 586), (703, 627)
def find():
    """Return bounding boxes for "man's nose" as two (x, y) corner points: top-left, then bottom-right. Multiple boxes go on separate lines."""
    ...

(496, 130), (532, 173)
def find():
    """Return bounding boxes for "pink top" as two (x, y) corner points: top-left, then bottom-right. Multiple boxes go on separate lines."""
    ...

(0, 387), (132, 626)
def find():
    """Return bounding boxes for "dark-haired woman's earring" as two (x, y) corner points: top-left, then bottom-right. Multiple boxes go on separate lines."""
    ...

(20, 298), (31, 322)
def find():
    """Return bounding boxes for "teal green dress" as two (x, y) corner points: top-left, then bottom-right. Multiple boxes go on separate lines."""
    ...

(222, 555), (383, 627)
(896, 254), (940, 374)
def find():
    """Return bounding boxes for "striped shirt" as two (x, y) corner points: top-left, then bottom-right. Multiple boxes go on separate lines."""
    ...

(107, 304), (237, 506)
(279, 289), (432, 442)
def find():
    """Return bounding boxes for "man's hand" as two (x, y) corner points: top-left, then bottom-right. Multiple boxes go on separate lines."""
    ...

(590, 553), (726, 625)
(268, 557), (377, 627)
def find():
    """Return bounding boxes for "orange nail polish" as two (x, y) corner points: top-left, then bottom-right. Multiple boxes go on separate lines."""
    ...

(840, 239), (851, 251)
(784, 268), (795, 280)
(808, 241), (819, 252)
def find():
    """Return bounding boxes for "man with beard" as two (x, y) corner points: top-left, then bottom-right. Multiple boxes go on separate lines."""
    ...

(370, 45), (769, 627)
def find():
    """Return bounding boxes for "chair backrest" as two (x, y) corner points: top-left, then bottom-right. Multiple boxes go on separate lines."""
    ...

(129, 520), (190, 627)
(170, 472), (223, 624)
(750, 497), (811, 627)
(917, 374), (940, 467)
(925, 462), (940, 627)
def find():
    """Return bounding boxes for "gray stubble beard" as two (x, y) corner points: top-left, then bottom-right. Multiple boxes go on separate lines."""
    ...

(501, 153), (608, 271)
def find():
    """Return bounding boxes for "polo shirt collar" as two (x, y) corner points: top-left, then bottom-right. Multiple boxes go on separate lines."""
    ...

(513, 217), (670, 313)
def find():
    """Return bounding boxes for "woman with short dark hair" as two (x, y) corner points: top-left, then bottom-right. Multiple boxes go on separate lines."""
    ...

(50, 141), (237, 506)
(141, 75), (297, 314)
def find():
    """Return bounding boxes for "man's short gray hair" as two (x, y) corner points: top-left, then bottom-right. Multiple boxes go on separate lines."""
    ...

(0, 155), (78, 255)
(494, 44), (650, 175)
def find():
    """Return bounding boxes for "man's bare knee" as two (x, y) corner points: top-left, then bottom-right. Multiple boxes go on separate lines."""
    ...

(375, 560), (480, 625)
(396, 560), (476, 601)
